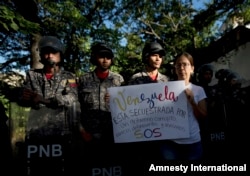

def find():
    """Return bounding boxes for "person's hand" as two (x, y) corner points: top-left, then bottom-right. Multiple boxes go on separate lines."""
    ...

(185, 88), (195, 105)
(21, 88), (50, 104)
(33, 93), (48, 104)
(21, 88), (34, 101)
(21, 88), (46, 104)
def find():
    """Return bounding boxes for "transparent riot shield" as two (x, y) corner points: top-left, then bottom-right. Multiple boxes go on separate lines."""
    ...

(10, 101), (80, 176)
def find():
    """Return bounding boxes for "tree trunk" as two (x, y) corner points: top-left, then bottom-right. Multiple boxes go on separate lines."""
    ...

(31, 34), (43, 69)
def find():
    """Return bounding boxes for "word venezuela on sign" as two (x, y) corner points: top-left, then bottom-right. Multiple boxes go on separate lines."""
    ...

(108, 80), (189, 143)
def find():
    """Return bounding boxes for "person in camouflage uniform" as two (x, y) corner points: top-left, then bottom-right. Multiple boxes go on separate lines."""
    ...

(127, 41), (169, 161)
(222, 71), (248, 160)
(18, 36), (80, 175)
(19, 36), (79, 139)
(128, 41), (168, 85)
(206, 69), (248, 160)
(78, 42), (124, 166)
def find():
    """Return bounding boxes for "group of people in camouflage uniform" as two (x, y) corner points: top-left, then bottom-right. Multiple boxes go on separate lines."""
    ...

(195, 65), (249, 161)
(18, 36), (125, 174)
(17, 35), (249, 174)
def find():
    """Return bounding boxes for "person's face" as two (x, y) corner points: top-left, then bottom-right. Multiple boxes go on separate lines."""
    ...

(95, 53), (112, 70)
(147, 53), (163, 69)
(41, 48), (61, 65)
(174, 55), (194, 81)
(203, 71), (213, 83)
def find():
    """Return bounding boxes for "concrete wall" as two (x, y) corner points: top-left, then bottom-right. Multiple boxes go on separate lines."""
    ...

(209, 42), (250, 87)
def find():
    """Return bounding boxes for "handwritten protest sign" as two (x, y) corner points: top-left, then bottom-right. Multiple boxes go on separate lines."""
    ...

(108, 80), (189, 143)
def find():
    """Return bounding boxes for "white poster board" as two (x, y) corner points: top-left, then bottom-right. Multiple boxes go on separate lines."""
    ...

(108, 80), (189, 143)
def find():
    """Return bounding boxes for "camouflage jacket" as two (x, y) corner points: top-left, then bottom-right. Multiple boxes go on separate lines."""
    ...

(21, 68), (79, 138)
(128, 70), (168, 85)
(78, 70), (124, 135)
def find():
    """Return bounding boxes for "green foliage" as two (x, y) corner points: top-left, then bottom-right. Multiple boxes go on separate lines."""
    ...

(10, 102), (30, 145)
(0, 5), (19, 31)
(0, 5), (40, 33)
(240, 1), (250, 22)
(1, 0), (249, 77)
